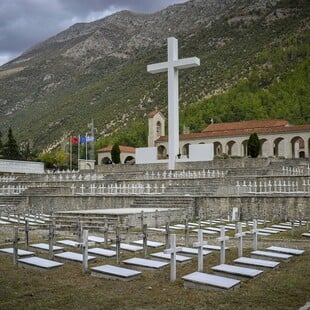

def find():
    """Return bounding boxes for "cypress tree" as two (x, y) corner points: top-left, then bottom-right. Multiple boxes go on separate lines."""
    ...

(3, 128), (21, 160)
(247, 133), (260, 158)
(111, 143), (121, 164)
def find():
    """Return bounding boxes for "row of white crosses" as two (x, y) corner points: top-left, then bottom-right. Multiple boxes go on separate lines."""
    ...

(0, 176), (16, 182)
(145, 169), (225, 179)
(72, 183), (166, 195)
(282, 166), (309, 176)
(0, 185), (27, 195)
(236, 179), (305, 194)
(164, 220), (260, 282)
(47, 173), (106, 182)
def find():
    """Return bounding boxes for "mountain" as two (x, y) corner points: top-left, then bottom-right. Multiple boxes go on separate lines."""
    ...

(0, 0), (309, 151)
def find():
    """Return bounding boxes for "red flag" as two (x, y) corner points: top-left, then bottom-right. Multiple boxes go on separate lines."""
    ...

(71, 136), (79, 144)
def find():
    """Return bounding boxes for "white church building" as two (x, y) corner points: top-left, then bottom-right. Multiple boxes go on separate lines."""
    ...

(148, 110), (310, 159)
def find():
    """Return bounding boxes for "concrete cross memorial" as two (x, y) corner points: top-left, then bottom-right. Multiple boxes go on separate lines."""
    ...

(147, 37), (200, 170)
(193, 229), (208, 272)
(252, 219), (259, 251)
(235, 222), (246, 258)
(216, 226), (229, 264)
(164, 234), (182, 282)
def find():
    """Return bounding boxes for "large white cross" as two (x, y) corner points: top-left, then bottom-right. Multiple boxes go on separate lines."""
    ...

(147, 37), (200, 170)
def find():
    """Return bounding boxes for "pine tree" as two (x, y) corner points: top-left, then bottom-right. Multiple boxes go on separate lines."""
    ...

(111, 143), (121, 164)
(2, 128), (21, 160)
(247, 133), (260, 158)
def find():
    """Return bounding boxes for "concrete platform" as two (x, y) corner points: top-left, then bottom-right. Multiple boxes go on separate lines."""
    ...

(0, 248), (34, 257)
(182, 272), (240, 291)
(29, 243), (64, 253)
(251, 250), (292, 262)
(91, 264), (141, 281)
(150, 252), (192, 264)
(202, 245), (229, 251)
(88, 248), (116, 258)
(111, 243), (143, 252)
(18, 257), (64, 270)
(266, 246), (304, 256)
(179, 247), (212, 257)
(56, 240), (80, 247)
(123, 257), (168, 271)
(233, 257), (280, 270)
(211, 264), (263, 281)
(54, 251), (96, 263)
(132, 240), (164, 248)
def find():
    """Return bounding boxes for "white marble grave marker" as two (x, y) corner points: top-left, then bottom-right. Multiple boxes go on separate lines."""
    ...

(235, 222), (246, 257)
(217, 226), (229, 264)
(164, 234), (182, 282)
(193, 229), (208, 272)
(147, 37), (200, 170)
(253, 219), (259, 251)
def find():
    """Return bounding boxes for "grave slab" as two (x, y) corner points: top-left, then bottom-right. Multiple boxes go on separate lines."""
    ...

(0, 248), (34, 257)
(56, 240), (80, 247)
(88, 236), (107, 244)
(0, 220), (10, 224)
(132, 240), (164, 248)
(251, 250), (292, 262)
(18, 257), (63, 270)
(302, 232), (310, 238)
(88, 248), (116, 258)
(91, 264), (141, 281)
(54, 251), (96, 263)
(147, 227), (166, 233)
(111, 243), (143, 252)
(179, 247), (212, 257)
(182, 272), (240, 291)
(271, 225), (291, 230)
(29, 243), (64, 253)
(258, 229), (279, 234)
(150, 252), (192, 264)
(211, 264), (263, 281)
(123, 257), (168, 271)
(233, 257), (280, 270)
(192, 229), (218, 235)
(202, 245), (229, 251)
(266, 246), (304, 255)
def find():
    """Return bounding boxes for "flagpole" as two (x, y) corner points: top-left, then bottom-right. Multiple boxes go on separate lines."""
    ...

(86, 132), (88, 161)
(69, 136), (72, 171)
(78, 135), (80, 166)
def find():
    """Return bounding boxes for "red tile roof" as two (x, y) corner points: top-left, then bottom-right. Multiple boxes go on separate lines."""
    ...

(97, 145), (136, 153)
(156, 120), (310, 142)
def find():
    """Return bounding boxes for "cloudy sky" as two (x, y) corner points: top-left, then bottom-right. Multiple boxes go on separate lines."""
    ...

(0, 0), (187, 66)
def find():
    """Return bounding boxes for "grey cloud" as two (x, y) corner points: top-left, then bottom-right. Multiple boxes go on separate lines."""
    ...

(0, 0), (186, 65)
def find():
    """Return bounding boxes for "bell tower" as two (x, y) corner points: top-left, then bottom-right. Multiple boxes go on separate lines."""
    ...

(148, 110), (165, 147)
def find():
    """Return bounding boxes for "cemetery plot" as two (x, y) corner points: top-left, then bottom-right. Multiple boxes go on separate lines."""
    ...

(266, 246), (304, 256)
(91, 265), (141, 281)
(111, 243), (143, 252)
(123, 257), (168, 271)
(179, 247), (212, 257)
(57, 240), (80, 247)
(132, 240), (164, 248)
(54, 251), (96, 263)
(88, 248), (116, 258)
(233, 257), (280, 270)
(88, 236), (107, 244)
(182, 272), (240, 291)
(201, 245), (229, 251)
(147, 227), (166, 233)
(192, 229), (218, 235)
(150, 252), (192, 264)
(251, 250), (292, 262)
(257, 229), (279, 234)
(302, 232), (310, 238)
(0, 248), (34, 257)
(29, 243), (64, 253)
(18, 257), (64, 271)
(271, 225), (292, 230)
(0, 219), (10, 224)
(211, 264), (263, 281)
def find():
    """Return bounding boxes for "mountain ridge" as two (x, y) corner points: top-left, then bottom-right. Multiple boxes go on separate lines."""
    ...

(0, 0), (308, 151)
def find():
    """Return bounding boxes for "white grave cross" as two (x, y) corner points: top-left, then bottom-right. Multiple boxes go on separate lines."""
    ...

(193, 229), (208, 272)
(147, 37), (200, 170)
(164, 234), (182, 282)
(235, 222), (246, 258)
(216, 226), (229, 264)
